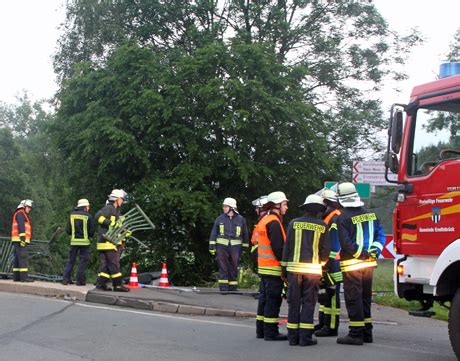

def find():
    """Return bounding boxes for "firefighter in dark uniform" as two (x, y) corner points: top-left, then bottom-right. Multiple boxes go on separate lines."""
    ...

(315, 189), (343, 337)
(62, 198), (95, 286)
(282, 194), (330, 346)
(11, 199), (34, 282)
(256, 191), (288, 341)
(95, 189), (130, 292)
(336, 182), (385, 345)
(209, 197), (249, 292)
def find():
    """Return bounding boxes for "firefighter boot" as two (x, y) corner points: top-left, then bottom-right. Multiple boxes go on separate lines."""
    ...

(315, 326), (338, 337)
(299, 329), (317, 346)
(256, 320), (264, 339)
(288, 328), (299, 346)
(363, 329), (373, 343)
(264, 324), (288, 341)
(336, 334), (364, 346)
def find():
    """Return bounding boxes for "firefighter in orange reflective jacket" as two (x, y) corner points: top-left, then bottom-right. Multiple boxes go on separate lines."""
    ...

(336, 182), (385, 345)
(250, 196), (268, 271)
(256, 191), (288, 341)
(11, 199), (34, 282)
(282, 194), (330, 346)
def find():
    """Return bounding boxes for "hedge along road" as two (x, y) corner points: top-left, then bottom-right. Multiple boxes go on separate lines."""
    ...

(0, 292), (455, 361)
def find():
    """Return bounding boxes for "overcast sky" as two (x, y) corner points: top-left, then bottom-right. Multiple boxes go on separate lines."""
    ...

(0, 0), (458, 107)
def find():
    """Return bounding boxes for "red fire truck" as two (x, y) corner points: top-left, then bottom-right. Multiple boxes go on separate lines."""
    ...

(385, 62), (460, 358)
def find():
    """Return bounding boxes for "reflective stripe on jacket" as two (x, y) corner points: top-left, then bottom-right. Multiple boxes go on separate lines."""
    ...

(66, 208), (95, 246)
(209, 213), (249, 251)
(282, 215), (330, 275)
(337, 206), (385, 272)
(95, 203), (120, 251)
(257, 213), (286, 276)
(11, 209), (32, 243)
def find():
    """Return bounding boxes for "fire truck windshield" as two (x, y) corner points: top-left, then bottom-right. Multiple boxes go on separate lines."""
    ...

(408, 100), (460, 177)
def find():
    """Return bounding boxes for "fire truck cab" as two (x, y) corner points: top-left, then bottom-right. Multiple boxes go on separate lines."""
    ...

(386, 62), (460, 359)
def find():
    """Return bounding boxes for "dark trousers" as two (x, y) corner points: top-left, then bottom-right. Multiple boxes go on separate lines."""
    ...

(317, 283), (341, 331)
(96, 250), (122, 287)
(287, 273), (321, 342)
(13, 243), (29, 281)
(216, 245), (241, 291)
(343, 267), (374, 338)
(63, 246), (90, 284)
(256, 275), (284, 338)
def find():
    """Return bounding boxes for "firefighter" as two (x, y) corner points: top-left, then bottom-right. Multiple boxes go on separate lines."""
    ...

(282, 194), (330, 346)
(95, 189), (130, 292)
(62, 199), (95, 286)
(11, 199), (34, 282)
(336, 182), (385, 345)
(256, 191), (288, 341)
(315, 189), (343, 337)
(209, 198), (249, 292)
(249, 196), (268, 268)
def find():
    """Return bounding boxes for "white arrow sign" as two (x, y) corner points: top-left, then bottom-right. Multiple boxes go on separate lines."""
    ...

(353, 172), (397, 185)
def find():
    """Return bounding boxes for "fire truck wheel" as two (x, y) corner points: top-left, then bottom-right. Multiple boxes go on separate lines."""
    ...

(448, 288), (460, 359)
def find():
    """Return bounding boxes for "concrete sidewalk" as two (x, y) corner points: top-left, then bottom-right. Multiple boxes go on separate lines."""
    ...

(0, 279), (407, 326)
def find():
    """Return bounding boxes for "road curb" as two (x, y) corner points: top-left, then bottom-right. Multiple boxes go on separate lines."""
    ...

(0, 280), (87, 301)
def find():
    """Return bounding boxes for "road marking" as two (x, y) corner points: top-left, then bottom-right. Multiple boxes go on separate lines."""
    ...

(75, 302), (253, 329)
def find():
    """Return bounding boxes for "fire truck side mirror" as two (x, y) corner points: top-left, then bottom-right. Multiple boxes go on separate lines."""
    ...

(391, 110), (403, 154)
(389, 153), (399, 173)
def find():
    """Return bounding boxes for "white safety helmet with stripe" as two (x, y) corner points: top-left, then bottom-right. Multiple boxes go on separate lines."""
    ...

(223, 197), (237, 209)
(108, 189), (127, 201)
(321, 189), (338, 202)
(337, 182), (364, 207)
(251, 195), (268, 208)
(299, 194), (326, 212)
(266, 191), (288, 205)
(18, 199), (33, 208)
(77, 198), (90, 208)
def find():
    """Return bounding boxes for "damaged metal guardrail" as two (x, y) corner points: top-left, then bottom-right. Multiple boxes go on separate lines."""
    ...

(102, 204), (155, 246)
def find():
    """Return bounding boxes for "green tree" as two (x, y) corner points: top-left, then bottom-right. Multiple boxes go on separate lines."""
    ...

(51, 1), (421, 284)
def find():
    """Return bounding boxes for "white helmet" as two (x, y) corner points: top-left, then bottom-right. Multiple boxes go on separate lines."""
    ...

(77, 198), (90, 208)
(16, 200), (25, 209)
(266, 191), (288, 205)
(321, 189), (338, 202)
(23, 199), (33, 208)
(108, 189), (127, 201)
(300, 194), (325, 208)
(252, 195), (268, 208)
(223, 197), (237, 209)
(337, 182), (364, 207)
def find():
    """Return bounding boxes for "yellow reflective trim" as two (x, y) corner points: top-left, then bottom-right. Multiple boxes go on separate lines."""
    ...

(258, 266), (282, 276)
(319, 305), (325, 311)
(364, 318), (372, 323)
(293, 228), (302, 263)
(299, 323), (314, 329)
(219, 224), (224, 235)
(312, 230), (320, 264)
(264, 318), (280, 324)
(236, 226), (241, 237)
(216, 238), (230, 246)
(353, 223), (364, 258)
(331, 294), (338, 329)
(18, 232), (26, 237)
(99, 272), (111, 279)
(242, 243), (249, 248)
(70, 214), (89, 244)
(230, 239), (242, 246)
(256, 315), (264, 321)
(98, 215), (106, 224)
(228, 281), (238, 285)
(218, 280), (229, 284)
(349, 321), (365, 327)
(287, 323), (299, 329)
(97, 242), (117, 251)
(111, 272), (122, 278)
(286, 262), (322, 275)
(340, 258), (377, 272)
(251, 244), (258, 253)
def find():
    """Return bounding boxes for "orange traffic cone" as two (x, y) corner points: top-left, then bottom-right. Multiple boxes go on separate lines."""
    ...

(159, 262), (170, 287)
(128, 262), (140, 288)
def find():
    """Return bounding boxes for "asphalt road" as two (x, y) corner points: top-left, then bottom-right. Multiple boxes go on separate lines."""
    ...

(0, 292), (456, 361)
